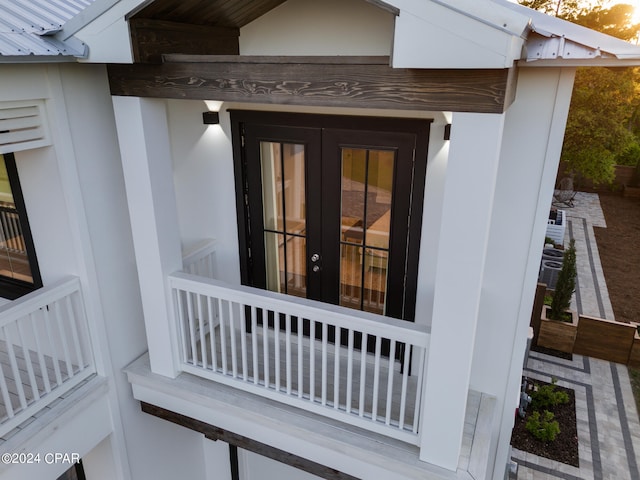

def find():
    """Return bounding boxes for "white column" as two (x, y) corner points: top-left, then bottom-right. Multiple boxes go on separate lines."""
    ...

(419, 112), (505, 469)
(112, 96), (183, 378)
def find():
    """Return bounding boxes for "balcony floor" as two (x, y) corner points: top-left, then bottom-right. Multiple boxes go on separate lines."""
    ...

(126, 352), (496, 480)
(0, 339), (78, 424)
(187, 324), (421, 433)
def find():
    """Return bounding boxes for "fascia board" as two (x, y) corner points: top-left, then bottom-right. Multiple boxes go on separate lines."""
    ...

(391, 2), (527, 68)
(389, 0), (531, 36)
(520, 57), (640, 67)
(70, 0), (149, 63)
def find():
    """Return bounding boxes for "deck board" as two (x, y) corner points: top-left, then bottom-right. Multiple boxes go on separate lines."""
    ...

(0, 340), (75, 423)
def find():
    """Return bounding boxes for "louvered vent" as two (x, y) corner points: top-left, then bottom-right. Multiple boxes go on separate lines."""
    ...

(0, 101), (50, 154)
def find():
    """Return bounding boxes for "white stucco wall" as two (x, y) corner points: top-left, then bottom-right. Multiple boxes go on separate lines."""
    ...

(239, 450), (323, 480)
(239, 0), (394, 56)
(167, 99), (240, 284)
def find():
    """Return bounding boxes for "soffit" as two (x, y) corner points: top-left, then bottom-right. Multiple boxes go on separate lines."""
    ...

(129, 0), (397, 28)
(129, 0), (291, 28)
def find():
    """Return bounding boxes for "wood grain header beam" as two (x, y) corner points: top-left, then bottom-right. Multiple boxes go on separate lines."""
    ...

(108, 57), (516, 113)
(140, 402), (360, 480)
(129, 19), (239, 63)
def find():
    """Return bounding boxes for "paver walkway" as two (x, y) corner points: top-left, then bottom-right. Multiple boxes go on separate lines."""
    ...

(511, 192), (640, 480)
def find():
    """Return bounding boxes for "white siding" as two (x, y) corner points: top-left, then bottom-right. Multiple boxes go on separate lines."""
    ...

(239, 0), (394, 56)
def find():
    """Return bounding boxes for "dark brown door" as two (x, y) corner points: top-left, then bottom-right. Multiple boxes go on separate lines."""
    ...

(232, 112), (430, 322)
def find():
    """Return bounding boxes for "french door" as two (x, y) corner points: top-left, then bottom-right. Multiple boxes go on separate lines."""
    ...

(231, 112), (430, 323)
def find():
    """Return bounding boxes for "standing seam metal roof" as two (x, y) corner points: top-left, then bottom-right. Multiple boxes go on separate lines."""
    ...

(0, 0), (94, 59)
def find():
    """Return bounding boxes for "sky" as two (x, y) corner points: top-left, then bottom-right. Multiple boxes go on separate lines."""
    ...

(512, 1), (640, 23)
(607, 1), (640, 23)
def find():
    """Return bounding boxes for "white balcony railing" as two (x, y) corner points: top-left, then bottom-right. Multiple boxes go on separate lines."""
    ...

(169, 272), (429, 445)
(182, 239), (216, 279)
(0, 277), (95, 438)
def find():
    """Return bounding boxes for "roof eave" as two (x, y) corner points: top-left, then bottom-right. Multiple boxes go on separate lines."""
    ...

(519, 57), (640, 67)
(0, 54), (81, 63)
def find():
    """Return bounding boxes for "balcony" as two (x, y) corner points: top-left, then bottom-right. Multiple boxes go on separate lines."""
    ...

(0, 277), (96, 440)
(170, 270), (428, 444)
(124, 243), (495, 479)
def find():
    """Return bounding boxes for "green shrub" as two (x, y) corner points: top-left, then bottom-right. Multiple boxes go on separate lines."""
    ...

(615, 142), (640, 167)
(530, 382), (570, 410)
(526, 410), (560, 442)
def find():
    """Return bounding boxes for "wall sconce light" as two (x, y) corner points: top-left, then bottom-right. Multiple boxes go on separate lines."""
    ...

(202, 111), (220, 125)
(444, 124), (452, 141)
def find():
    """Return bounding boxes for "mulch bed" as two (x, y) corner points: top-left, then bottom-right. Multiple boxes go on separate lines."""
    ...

(511, 379), (579, 467)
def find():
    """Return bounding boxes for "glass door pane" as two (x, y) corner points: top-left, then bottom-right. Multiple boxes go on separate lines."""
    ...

(260, 142), (307, 298)
(339, 148), (394, 314)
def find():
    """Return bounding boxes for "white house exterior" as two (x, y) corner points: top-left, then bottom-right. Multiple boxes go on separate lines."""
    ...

(0, 1), (639, 480)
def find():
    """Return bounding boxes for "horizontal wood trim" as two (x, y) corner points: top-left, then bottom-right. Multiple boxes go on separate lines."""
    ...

(162, 54), (391, 65)
(140, 402), (360, 480)
(130, 18), (239, 63)
(108, 61), (514, 113)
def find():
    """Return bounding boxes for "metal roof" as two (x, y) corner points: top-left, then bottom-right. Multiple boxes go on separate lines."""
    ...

(493, 0), (640, 66)
(0, 0), (94, 60)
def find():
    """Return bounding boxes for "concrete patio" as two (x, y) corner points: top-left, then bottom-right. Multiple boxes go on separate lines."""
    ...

(511, 192), (640, 480)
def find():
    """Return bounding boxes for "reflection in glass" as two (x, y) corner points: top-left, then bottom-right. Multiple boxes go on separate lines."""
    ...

(339, 148), (395, 315)
(0, 155), (32, 284)
(260, 142), (307, 298)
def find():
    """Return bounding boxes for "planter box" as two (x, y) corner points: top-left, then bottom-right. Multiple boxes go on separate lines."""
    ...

(623, 185), (640, 198)
(629, 323), (640, 369)
(574, 315), (636, 364)
(537, 307), (578, 354)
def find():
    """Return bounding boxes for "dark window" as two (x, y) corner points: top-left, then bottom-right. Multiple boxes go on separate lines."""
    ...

(0, 152), (42, 299)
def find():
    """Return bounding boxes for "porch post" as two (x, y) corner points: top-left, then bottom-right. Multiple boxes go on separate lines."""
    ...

(419, 112), (505, 469)
(112, 96), (183, 378)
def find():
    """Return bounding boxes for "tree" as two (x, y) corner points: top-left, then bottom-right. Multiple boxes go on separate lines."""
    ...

(519, 1), (640, 185)
(549, 240), (576, 320)
(518, 0), (581, 19)
(563, 67), (639, 185)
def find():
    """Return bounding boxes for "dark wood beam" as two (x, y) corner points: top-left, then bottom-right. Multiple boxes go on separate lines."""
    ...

(162, 54), (391, 65)
(129, 18), (239, 63)
(108, 57), (516, 113)
(140, 402), (361, 480)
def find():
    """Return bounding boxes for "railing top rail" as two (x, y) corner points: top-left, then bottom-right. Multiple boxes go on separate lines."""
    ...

(169, 271), (429, 346)
(182, 239), (216, 266)
(0, 276), (82, 328)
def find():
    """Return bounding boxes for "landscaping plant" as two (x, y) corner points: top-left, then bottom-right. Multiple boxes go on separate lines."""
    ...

(549, 239), (577, 321)
(530, 379), (570, 410)
(526, 410), (561, 442)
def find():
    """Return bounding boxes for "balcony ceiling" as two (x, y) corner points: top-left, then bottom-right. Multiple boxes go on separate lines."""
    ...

(130, 0), (290, 28)
(130, 0), (398, 28)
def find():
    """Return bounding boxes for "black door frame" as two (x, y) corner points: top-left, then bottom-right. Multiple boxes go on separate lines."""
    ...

(230, 110), (431, 322)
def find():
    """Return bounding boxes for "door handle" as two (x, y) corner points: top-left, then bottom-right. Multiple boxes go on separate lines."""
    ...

(311, 253), (320, 262)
